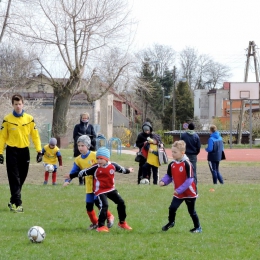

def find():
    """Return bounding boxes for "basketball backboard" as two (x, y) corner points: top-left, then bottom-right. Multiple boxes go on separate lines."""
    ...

(229, 82), (259, 100)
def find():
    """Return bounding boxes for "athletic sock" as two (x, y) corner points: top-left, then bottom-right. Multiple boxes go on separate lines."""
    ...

(87, 210), (98, 224)
(44, 171), (49, 181)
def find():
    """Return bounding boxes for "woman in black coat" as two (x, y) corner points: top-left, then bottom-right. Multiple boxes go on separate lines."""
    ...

(73, 112), (96, 185)
(135, 122), (153, 184)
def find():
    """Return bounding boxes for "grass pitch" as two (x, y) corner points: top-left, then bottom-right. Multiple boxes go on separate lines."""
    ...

(0, 150), (259, 259)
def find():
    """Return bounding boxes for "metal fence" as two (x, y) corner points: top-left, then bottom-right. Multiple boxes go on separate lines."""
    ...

(38, 123), (52, 145)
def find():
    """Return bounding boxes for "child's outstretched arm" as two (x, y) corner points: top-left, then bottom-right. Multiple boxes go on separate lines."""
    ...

(112, 162), (134, 174)
(159, 174), (172, 186)
(159, 163), (173, 186)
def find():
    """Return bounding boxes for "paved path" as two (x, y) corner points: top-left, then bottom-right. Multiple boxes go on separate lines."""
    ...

(120, 148), (260, 162)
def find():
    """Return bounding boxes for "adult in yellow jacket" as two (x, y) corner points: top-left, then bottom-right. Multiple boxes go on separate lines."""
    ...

(0, 94), (42, 213)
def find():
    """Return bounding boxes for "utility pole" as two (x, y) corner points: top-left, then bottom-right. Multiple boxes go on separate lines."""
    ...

(238, 41), (259, 144)
(172, 66), (176, 130)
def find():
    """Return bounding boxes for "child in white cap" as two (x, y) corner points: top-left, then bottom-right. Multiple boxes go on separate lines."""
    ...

(64, 147), (134, 233)
(42, 138), (63, 185)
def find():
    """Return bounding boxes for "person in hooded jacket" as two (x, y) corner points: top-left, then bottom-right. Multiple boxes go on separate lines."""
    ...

(73, 112), (96, 185)
(180, 123), (201, 184)
(135, 122), (154, 184)
(205, 125), (224, 184)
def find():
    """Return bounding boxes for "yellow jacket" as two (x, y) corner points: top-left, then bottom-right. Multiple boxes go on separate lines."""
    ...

(0, 112), (42, 154)
(147, 143), (160, 167)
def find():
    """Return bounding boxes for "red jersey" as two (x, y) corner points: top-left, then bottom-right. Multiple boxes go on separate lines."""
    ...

(70, 162), (130, 196)
(168, 157), (197, 199)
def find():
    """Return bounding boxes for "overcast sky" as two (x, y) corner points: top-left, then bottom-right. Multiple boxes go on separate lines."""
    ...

(131, 0), (260, 82)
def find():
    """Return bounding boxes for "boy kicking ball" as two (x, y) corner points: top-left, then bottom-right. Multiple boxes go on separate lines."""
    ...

(63, 136), (114, 230)
(64, 147), (134, 232)
(160, 140), (202, 233)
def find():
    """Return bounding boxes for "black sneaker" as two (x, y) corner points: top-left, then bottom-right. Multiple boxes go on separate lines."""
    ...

(162, 222), (175, 231)
(190, 227), (202, 233)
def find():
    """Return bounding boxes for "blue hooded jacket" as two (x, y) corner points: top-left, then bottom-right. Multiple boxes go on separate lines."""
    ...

(205, 131), (223, 161)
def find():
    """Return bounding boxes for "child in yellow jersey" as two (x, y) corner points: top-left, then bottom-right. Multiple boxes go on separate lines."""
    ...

(42, 138), (63, 185)
(63, 135), (114, 230)
(142, 134), (163, 185)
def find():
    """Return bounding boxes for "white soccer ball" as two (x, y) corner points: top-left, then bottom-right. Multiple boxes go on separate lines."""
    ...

(28, 226), (46, 243)
(45, 164), (54, 173)
(140, 178), (150, 184)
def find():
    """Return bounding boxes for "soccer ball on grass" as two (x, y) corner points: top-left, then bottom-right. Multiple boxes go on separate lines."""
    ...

(28, 226), (46, 243)
(140, 178), (150, 184)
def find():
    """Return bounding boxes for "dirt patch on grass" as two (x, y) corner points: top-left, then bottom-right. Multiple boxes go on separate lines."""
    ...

(0, 162), (259, 185)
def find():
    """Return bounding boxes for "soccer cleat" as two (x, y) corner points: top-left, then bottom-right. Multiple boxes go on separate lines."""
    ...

(162, 222), (175, 231)
(52, 182), (57, 185)
(13, 205), (24, 213)
(43, 181), (48, 185)
(8, 202), (16, 212)
(96, 226), (109, 232)
(107, 214), (115, 228)
(118, 221), (132, 230)
(190, 227), (202, 233)
(88, 223), (98, 230)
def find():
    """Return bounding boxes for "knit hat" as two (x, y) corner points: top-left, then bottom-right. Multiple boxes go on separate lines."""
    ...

(188, 123), (195, 130)
(143, 125), (150, 132)
(77, 135), (91, 149)
(49, 138), (57, 146)
(96, 147), (110, 161)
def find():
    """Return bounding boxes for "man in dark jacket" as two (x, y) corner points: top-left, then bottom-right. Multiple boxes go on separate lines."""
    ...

(205, 125), (224, 184)
(135, 122), (153, 184)
(180, 123), (201, 184)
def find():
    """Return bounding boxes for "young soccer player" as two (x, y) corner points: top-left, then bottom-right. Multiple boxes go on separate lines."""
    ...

(64, 147), (134, 233)
(64, 136), (114, 230)
(42, 137), (62, 185)
(159, 140), (202, 233)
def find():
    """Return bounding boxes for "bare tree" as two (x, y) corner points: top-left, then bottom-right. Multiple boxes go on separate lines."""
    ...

(136, 44), (176, 78)
(179, 46), (198, 89)
(205, 61), (231, 89)
(0, 0), (12, 43)
(8, 0), (134, 137)
(0, 44), (37, 88)
(179, 47), (231, 90)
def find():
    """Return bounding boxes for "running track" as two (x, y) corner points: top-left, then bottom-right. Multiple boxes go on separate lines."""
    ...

(130, 148), (260, 162)
(165, 149), (260, 162)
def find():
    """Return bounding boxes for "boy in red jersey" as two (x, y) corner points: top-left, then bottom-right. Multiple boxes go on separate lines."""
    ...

(64, 147), (134, 233)
(159, 140), (202, 233)
(63, 136), (114, 230)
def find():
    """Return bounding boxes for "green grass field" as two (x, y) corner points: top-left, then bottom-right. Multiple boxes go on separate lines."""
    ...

(0, 151), (259, 260)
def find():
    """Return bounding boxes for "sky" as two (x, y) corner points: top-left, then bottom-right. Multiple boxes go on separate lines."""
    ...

(131, 0), (260, 82)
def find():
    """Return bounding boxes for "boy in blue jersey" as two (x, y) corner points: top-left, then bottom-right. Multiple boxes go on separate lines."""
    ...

(64, 135), (114, 230)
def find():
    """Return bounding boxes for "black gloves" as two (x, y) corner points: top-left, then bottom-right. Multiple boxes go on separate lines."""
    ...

(36, 152), (43, 163)
(0, 154), (4, 164)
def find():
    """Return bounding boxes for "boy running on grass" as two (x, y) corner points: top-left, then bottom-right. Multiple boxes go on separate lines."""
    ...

(64, 147), (134, 233)
(63, 135), (114, 230)
(160, 140), (202, 233)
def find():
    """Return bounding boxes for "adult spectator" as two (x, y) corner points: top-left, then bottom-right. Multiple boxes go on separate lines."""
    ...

(135, 121), (153, 184)
(73, 112), (96, 185)
(180, 122), (201, 184)
(0, 94), (42, 213)
(205, 125), (224, 184)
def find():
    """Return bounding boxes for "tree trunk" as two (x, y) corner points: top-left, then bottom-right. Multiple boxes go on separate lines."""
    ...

(52, 85), (73, 138)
